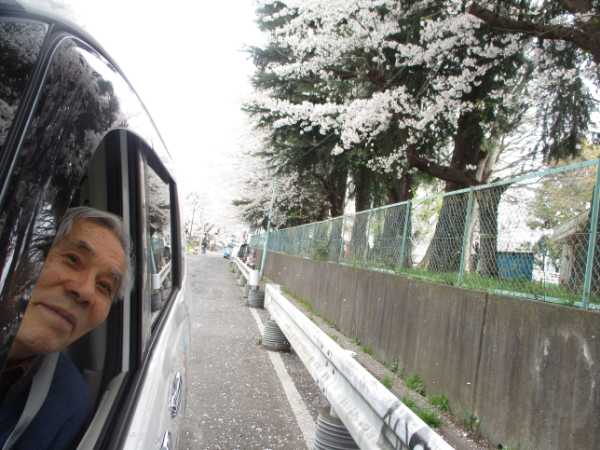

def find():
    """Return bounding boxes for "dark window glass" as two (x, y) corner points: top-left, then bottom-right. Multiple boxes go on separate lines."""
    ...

(0, 38), (126, 366)
(146, 162), (172, 318)
(0, 20), (47, 153)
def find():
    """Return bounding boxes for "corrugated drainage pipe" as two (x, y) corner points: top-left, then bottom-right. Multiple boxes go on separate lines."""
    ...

(247, 288), (264, 308)
(313, 407), (359, 450)
(262, 319), (289, 352)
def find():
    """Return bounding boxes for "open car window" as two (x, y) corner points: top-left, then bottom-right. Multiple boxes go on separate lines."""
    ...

(0, 26), (170, 369)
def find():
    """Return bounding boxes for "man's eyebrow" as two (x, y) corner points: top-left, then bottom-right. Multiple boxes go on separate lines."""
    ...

(64, 238), (96, 256)
(109, 270), (123, 287)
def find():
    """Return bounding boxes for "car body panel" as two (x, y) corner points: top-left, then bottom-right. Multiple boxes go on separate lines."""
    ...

(120, 286), (190, 449)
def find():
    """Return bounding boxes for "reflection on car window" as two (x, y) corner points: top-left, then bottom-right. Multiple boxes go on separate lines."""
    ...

(0, 20), (47, 154)
(146, 162), (172, 317)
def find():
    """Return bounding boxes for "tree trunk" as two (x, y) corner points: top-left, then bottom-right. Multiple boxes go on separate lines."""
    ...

(327, 163), (348, 218)
(348, 165), (372, 263)
(328, 216), (344, 262)
(353, 165), (372, 212)
(475, 185), (508, 277)
(371, 173), (414, 268)
(428, 109), (483, 273)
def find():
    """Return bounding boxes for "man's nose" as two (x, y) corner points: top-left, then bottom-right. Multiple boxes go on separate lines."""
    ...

(65, 271), (96, 304)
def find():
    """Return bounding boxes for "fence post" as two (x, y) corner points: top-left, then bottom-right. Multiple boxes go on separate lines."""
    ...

(260, 181), (277, 279)
(398, 201), (411, 270)
(458, 189), (475, 285)
(338, 215), (346, 263)
(259, 228), (271, 279)
(582, 162), (600, 308)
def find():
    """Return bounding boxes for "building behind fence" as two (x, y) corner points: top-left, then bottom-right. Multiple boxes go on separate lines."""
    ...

(250, 160), (600, 310)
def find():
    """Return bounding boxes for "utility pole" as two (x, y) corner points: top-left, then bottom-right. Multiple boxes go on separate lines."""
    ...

(188, 203), (197, 241)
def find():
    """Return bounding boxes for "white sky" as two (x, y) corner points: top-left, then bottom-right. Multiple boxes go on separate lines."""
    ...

(68, 1), (264, 235)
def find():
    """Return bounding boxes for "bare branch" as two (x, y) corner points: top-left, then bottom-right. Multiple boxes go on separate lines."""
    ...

(406, 145), (479, 187)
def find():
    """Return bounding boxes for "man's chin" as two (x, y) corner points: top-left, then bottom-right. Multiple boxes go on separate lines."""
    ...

(17, 334), (70, 358)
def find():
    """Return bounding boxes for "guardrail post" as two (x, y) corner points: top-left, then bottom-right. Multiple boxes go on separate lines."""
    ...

(398, 201), (411, 270)
(247, 269), (264, 308)
(458, 188), (475, 285)
(314, 406), (358, 450)
(262, 318), (289, 351)
(582, 162), (600, 308)
(249, 269), (260, 288)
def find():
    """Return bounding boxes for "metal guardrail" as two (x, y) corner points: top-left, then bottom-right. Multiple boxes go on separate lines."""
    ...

(233, 256), (251, 281)
(264, 284), (453, 450)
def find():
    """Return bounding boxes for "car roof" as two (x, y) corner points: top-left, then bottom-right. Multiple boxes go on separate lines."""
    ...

(0, 0), (174, 164)
(0, 1), (110, 64)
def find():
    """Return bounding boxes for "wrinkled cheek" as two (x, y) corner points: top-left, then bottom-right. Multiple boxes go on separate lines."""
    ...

(20, 312), (67, 353)
(87, 305), (111, 332)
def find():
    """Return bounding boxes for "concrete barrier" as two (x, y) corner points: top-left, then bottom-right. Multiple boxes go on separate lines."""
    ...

(261, 250), (600, 449)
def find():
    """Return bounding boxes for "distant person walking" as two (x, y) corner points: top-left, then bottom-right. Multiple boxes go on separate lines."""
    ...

(201, 236), (208, 255)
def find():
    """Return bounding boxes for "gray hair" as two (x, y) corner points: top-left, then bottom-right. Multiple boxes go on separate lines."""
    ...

(55, 206), (133, 300)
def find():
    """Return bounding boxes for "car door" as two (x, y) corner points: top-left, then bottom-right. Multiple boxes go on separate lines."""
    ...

(110, 141), (190, 450)
(0, 12), (189, 450)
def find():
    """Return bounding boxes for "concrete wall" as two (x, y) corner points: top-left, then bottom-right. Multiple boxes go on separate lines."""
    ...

(262, 251), (600, 449)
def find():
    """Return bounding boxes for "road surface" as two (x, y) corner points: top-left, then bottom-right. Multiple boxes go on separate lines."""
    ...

(180, 253), (321, 450)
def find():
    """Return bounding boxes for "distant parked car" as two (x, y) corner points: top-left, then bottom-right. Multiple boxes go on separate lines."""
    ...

(223, 241), (235, 258)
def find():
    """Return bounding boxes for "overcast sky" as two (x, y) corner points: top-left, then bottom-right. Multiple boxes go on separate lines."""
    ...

(70, 1), (264, 234)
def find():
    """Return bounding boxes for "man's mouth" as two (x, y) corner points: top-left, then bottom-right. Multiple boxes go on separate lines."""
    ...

(38, 303), (76, 330)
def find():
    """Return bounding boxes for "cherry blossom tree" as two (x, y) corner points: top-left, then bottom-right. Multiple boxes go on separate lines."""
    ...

(246, 0), (598, 273)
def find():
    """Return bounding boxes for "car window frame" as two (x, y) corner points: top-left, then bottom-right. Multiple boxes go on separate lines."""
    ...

(140, 146), (181, 330)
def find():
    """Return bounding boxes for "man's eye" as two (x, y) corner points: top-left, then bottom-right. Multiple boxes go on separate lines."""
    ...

(64, 254), (80, 265)
(97, 282), (113, 298)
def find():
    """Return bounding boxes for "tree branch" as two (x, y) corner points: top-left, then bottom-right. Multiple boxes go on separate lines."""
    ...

(561, 0), (593, 14)
(468, 3), (600, 64)
(406, 145), (479, 187)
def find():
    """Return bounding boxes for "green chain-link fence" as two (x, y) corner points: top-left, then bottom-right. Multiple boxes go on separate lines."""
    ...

(250, 160), (600, 309)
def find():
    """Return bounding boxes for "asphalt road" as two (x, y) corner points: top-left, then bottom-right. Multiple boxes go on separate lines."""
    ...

(180, 253), (321, 450)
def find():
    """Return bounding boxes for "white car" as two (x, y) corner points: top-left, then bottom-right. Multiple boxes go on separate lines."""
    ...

(0, 3), (191, 449)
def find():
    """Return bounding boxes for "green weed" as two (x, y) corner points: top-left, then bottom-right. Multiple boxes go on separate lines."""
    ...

(429, 394), (449, 412)
(463, 411), (480, 434)
(381, 375), (394, 389)
(402, 396), (416, 409)
(401, 397), (441, 428)
(418, 409), (441, 428)
(405, 374), (426, 396)
(393, 267), (589, 306)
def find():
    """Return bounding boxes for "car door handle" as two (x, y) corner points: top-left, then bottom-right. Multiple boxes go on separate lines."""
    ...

(160, 431), (172, 450)
(168, 372), (183, 418)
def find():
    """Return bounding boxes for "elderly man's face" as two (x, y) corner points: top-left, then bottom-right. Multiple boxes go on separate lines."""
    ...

(10, 219), (126, 360)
